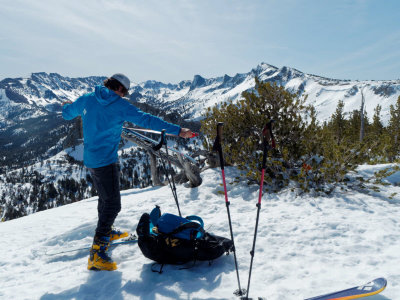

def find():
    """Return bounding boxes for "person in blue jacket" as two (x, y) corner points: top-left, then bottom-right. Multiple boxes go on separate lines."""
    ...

(62, 73), (193, 271)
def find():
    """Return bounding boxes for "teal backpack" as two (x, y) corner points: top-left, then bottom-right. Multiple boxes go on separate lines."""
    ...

(149, 205), (205, 240)
(137, 206), (234, 267)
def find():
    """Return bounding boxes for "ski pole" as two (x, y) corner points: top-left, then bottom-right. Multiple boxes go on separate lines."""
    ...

(244, 120), (275, 300)
(157, 130), (182, 217)
(125, 127), (199, 138)
(122, 127), (198, 164)
(212, 122), (245, 297)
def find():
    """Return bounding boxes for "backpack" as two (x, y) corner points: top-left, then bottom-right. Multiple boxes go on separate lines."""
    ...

(136, 206), (233, 266)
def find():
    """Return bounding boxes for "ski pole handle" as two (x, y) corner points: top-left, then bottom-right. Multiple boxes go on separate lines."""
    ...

(217, 122), (223, 143)
(262, 120), (276, 149)
(267, 120), (276, 149)
(212, 122), (225, 170)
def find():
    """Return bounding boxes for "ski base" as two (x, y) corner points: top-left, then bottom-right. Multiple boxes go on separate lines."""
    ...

(305, 277), (387, 300)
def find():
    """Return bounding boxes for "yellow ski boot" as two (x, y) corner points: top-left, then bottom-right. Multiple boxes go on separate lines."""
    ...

(87, 236), (117, 271)
(109, 227), (129, 242)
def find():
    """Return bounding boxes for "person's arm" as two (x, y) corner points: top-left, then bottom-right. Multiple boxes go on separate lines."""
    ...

(178, 128), (194, 138)
(62, 96), (85, 120)
(122, 102), (182, 136)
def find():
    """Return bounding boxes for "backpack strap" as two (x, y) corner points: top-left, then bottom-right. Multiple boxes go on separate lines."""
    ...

(150, 205), (161, 225)
(149, 206), (162, 236)
(185, 215), (204, 228)
(155, 213), (205, 240)
(169, 222), (205, 240)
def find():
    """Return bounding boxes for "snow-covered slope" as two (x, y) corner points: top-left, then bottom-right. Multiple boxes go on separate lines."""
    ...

(1, 166), (399, 299)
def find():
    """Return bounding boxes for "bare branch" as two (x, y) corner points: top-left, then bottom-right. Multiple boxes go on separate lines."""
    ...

(121, 132), (202, 187)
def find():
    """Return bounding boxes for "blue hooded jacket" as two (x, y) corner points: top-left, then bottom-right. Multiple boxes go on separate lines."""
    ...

(62, 85), (181, 168)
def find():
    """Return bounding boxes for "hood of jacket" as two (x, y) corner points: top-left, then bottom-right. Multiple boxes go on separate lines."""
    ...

(94, 85), (121, 106)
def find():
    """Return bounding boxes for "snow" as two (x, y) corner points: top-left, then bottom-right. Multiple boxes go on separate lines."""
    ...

(1, 166), (399, 299)
(12, 128), (27, 135)
(66, 143), (84, 161)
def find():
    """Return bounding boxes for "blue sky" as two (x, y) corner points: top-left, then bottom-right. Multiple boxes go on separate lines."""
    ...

(0, 0), (399, 83)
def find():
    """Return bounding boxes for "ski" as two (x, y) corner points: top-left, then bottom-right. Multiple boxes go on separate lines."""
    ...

(124, 127), (199, 138)
(304, 277), (387, 300)
(122, 127), (198, 164)
(44, 234), (138, 257)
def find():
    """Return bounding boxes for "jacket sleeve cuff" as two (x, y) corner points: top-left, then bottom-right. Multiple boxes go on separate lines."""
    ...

(176, 126), (182, 136)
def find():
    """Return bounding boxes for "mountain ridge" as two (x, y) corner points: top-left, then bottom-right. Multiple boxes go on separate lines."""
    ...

(1, 63), (399, 170)
(1, 63), (400, 222)
(1, 63), (399, 124)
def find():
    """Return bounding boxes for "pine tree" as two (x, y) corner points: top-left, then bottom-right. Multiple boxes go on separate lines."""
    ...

(366, 104), (389, 162)
(201, 78), (307, 183)
(360, 89), (366, 142)
(303, 105), (323, 156)
(329, 100), (346, 145)
(387, 96), (400, 161)
(37, 186), (47, 212)
(345, 109), (369, 146)
(47, 183), (58, 199)
(371, 104), (384, 136)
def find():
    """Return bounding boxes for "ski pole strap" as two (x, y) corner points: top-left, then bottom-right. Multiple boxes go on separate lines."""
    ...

(267, 120), (276, 149)
(260, 120), (275, 182)
(212, 122), (225, 169)
(152, 129), (166, 151)
(262, 120), (276, 149)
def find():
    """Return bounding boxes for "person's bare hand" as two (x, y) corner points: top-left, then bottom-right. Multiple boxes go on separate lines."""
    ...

(179, 128), (193, 138)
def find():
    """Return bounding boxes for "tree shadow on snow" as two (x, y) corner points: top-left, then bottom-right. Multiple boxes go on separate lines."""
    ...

(45, 248), (89, 263)
(121, 255), (235, 299)
(43, 221), (95, 247)
(121, 186), (163, 198)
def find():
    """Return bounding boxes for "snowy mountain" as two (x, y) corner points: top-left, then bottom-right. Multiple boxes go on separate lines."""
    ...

(131, 63), (400, 123)
(0, 73), (106, 171)
(1, 165), (398, 299)
(1, 66), (399, 298)
(1, 65), (399, 221)
(0, 72), (106, 128)
(1, 64), (399, 129)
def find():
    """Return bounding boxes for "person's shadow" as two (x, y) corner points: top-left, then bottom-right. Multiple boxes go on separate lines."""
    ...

(121, 256), (234, 300)
(38, 222), (125, 300)
(35, 217), (393, 300)
(40, 270), (124, 300)
(40, 252), (234, 300)
(38, 217), (236, 300)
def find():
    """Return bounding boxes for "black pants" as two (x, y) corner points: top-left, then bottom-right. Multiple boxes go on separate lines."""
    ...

(89, 163), (121, 237)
